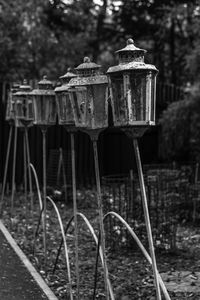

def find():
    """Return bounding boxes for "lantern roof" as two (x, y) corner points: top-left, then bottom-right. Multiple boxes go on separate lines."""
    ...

(30, 75), (55, 96)
(59, 68), (76, 80)
(69, 57), (108, 86)
(116, 38), (146, 55)
(55, 68), (77, 92)
(14, 80), (32, 96)
(75, 57), (101, 71)
(107, 38), (158, 74)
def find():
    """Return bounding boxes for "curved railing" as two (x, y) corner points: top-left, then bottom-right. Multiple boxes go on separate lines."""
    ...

(53, 212), (115, 300)
(103, 212), (171, 300)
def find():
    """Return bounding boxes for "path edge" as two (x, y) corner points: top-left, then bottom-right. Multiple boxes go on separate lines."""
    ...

(0, 219), (59, 300)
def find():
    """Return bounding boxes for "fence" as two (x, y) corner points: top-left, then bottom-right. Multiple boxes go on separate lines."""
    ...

(102, 163), (200, 251)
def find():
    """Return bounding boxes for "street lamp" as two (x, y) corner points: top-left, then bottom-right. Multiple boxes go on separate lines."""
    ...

(30, 75), (57, 268)
(55, 68), (79, 297)
(107, 38), (161, 300)
(68, 57), (111, 299)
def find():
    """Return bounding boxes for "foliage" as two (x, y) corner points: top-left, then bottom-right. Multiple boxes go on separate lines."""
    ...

(159, 85), (200, 161)
(0, 0), (200, 85)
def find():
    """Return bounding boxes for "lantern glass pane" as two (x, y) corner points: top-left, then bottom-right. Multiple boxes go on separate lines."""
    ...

(16, 97), (24, 119)
(69, 87), (87, 127)
(33, 95), (56, 125)
(28, 98), (34, 120)
(129, 72), (147, 122)
(110, 74), (127, 126)
(56, 92), (74, 125)
(5, 92), (12, 120)
(92, 84), (108, 128)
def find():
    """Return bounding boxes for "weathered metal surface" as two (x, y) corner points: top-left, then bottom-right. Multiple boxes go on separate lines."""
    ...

(107, 38), (158, 129)
(30, 76), (56, 126)
(55, 69), (77, 126)
(13, 80), (33, 124)
(5, 83), (20, 122)
(68, 57), (108, 130)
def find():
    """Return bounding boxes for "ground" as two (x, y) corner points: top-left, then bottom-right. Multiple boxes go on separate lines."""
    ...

(1, 189), (200, 300)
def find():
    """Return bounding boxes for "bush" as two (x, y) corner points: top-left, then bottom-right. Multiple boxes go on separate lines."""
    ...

(159, 84), (200, 162)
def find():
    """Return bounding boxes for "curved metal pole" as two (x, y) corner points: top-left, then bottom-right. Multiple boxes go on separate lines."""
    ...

(70, 132), (80, 299)
(25, 127), (34, 212)
(11, 125), (18, 216)
(30, 163), (46, 256)
(47, 196), (73, 300)
(0, 125), (13, 215)
(104, 211), (171, 300)
(133, 139), (161, 300)
(53, 212), (115, 300)
(92, 139), (109, 300)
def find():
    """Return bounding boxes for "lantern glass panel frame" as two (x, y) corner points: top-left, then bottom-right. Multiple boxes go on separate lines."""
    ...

(56, 90), (75, 126)
(32, 94), (57, 126)
(109, 70), (157, 127)
(69, 83), (108, 130)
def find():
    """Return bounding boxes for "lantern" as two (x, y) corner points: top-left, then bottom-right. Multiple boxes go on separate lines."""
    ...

(68, 57), (110, 298)
(55, 69), (76, 127)
(107, 38), (158, 136)
(5, 83), (20, 123)
(107, 39), (161, 298)
(30, 75), (57, 127)
(12, 80), (33, 126)
(68, 57), (108, 132)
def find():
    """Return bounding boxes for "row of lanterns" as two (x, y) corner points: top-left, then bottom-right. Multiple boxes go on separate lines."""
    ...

(6, 39), (158, 135)
(5, 38), (162, 299)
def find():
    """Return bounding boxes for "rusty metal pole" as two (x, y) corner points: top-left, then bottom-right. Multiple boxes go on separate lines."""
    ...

(0, 125), (13, 214)
(11, 125), (18, 216)
(92, 135), (109, 300)
(41, 127), (47, 269)
(70, 131), (80, 299)
(133, 138), (161, 300)
(25, 127), (34, 212)
(23, 129), (28, 219)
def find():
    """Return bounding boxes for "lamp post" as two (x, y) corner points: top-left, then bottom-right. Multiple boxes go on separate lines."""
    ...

(68, 57), (110, 299)
(14, 80), (34, 212)
(107, 39), (161, 300)
(0, 83), (19, 215)
(30, 76), (57, 267)
(55, 68), (80, 298)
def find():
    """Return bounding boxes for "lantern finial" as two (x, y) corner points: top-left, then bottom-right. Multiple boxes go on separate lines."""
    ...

(127, 38), (134, 45)
(43, 75), (47, 80)
(84, 57), (90, 63)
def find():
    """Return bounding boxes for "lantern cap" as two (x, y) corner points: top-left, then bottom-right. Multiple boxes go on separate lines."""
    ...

(116, 38), (146, 54)
(59, 68), (76, 80)
(107, 38), (158, 74)
(55, 83), (72, 92)
(69, 57), (108, 86)
(75, 57), (101, 71)
(38, 75), (53, 88)
(75, 56), (101, 75)
(30, 76), (55, 96)
(14, 79), (32, 96)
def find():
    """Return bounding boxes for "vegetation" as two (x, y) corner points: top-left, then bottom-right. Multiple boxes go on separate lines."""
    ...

(159, 84), (200, 161)
(0, 0), (199, 85)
